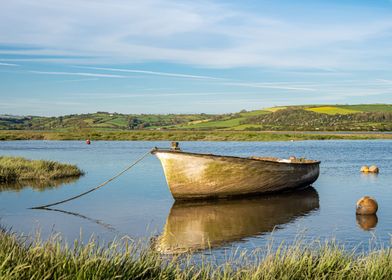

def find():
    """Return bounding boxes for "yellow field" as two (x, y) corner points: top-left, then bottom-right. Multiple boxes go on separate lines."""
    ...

(305, 106), (361, 115)
(186, 119), (211, 125)
(227, 124), (262, 130)
(265, 106), (287, 112)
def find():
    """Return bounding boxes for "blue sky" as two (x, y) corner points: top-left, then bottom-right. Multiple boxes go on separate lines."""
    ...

(1, 0), (392, 116)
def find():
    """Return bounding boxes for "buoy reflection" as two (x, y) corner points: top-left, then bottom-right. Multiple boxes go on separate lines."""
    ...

(356, 214), (378, 231)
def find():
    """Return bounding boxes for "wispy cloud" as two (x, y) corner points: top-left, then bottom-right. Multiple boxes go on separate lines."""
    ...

(51, 78), (100, 84)
(0, 62), (19, 66)
(29, 70), (125, 78)
(2, 0), (392, 69)
(75, 66), (226, 80)
(376, 79), (392, 84)
(222, 82), (316, 92)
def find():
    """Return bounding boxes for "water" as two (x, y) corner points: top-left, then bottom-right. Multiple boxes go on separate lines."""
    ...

(0, 140), (391, 255)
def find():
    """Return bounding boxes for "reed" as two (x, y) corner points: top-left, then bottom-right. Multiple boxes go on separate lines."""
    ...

(0, 156), (83, 183)
(0, 229), (390, 280)
(1, 130), (392, 141)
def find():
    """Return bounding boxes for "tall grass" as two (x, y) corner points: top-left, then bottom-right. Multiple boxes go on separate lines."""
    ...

(0, 229), (391, 279)
(1, 130), (392, 141)
(0, 156), (83, 183)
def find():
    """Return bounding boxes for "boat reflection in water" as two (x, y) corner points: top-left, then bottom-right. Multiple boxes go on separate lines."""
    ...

(156, 187), (319, 254)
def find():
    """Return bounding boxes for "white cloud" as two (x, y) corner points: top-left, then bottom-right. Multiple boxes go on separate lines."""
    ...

(0, 62), (19, 66)
(1, 0), (392, 69)
(222, 82), (316, 92)
(75, 66), (226, 80)
(29, 70), (125, 78)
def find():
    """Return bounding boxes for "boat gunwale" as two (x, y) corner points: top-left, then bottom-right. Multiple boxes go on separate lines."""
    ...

(152, 149), (321, 165)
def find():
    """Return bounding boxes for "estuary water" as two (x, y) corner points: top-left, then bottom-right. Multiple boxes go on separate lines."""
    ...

(0, 140), (391, 255)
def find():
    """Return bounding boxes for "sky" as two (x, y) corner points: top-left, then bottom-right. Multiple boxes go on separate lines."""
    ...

(1, 0), (392, 116)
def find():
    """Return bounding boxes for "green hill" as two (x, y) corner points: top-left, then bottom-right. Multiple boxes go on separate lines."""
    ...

(1, 104), (392, 132)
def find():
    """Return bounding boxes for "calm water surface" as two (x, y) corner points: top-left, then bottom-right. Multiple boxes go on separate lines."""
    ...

(0, 140), (391, 255)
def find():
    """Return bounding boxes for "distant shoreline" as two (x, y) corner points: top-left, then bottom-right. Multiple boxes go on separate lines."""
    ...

(1, 130), (392, 141)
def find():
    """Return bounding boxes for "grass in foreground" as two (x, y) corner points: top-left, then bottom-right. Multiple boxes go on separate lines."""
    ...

(0, 156), (83, 183)
(0, 229), (391, 280)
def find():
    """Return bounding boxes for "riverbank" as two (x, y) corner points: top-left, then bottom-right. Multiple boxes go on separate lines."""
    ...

(0, 229), (390, 279)
(0, 156), (83, 183)
(1, 130), (392, 141)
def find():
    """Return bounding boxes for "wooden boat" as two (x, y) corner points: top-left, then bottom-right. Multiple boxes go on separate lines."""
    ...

(152, 142), (320, 200)
(156, 187), (319, 253)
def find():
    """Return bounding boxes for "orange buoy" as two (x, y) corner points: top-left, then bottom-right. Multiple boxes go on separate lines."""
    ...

(86, 139), (91, 145)
(360, 165), (369, 173)
(356, 196), (378, 215)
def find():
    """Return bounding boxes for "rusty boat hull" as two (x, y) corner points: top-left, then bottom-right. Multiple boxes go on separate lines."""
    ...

(153, 149), (320, 200)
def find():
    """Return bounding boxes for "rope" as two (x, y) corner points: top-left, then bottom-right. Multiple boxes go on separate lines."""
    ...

(30, 148), (155, 209)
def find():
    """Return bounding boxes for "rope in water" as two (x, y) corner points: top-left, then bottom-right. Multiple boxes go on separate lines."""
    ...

(30, 148), (155, 209)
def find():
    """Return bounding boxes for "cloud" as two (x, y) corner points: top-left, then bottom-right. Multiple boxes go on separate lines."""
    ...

(1, 0), (392, 69)
(75, 66), (226, 80)
(29, 70), (125, 78)
(376, 79), (392, 84)
(51, 78), (100, 83)
(0, 62), (19, 66)
(221, 82), (316, 92)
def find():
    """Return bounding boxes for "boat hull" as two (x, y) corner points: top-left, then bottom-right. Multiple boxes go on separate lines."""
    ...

(153, 150), (320, 200)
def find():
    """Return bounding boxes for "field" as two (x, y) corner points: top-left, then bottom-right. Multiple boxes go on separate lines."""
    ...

(1, 104), (392, 132)
(336, 104), (392, 112)
(305, 106), (361, 115)
(0, 229), (391, 280)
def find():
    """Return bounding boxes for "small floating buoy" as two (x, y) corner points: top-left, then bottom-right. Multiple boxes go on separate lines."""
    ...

(86, 139), (91, 145)
(368, 165), (379, 173)
(356, 214), (378, 231)
(356, 196), (378, 215)
(361, 165), (379, 173)
(360, 165), (369, 173)
(171, 141), (180, 151)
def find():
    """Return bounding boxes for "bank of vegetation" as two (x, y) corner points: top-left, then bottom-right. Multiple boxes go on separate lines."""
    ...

(0, 229), (391, 279)
(0, 156), (83, 183)
(241, 108), (392, 131)
(1, 130), (392, 141)
(1, 104), (392, 132)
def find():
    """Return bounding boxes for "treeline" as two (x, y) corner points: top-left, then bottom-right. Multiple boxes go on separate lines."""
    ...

(2, 108), (392, 132)
(241, 109), (392, 131)
(0, 112), (216, 131)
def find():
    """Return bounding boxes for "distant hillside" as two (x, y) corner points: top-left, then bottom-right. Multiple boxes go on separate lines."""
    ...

(242, 108), (392, 131)
(0, 112), (218, 131)
(178, 104), (392, 131)
(1, 104), (392, 132)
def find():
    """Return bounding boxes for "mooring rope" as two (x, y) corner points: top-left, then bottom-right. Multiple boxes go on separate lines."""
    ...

(30, 148), (155, 209)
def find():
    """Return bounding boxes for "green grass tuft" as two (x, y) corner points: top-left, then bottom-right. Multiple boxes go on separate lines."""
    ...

(0, 156), (83, 183)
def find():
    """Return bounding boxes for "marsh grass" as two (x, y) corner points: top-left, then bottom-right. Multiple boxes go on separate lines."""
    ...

(0, 229), (391, 280)
(0, 156), (83, 183)
(1, 130), (392, 141)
